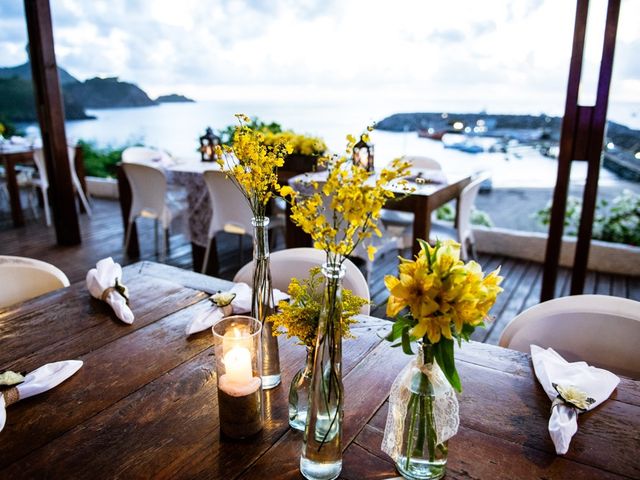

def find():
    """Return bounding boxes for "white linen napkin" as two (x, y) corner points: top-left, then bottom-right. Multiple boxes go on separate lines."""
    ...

(530, 345), (620, 455)
(86, 257), (134, 324)
(0, 360), (83, 432)
(185, 282), (288, 335)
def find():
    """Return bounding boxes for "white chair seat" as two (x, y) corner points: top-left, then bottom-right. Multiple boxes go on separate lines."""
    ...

(499, 295), (640, 379)
(234, 247), (370, 315)
(0, 255), (69, 308)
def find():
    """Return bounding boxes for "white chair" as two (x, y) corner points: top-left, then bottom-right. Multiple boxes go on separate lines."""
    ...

(234, 247), (370, 315)
(428, 170), (491, 260)
(122, 146), (173, 167)
(400, 155), (442, 170)
(386, 171), (491, 260)
(201, 170), (283, 273)
(0, 255), (69, 308)
(122, 162), (185, 259)
(32, 146), (92, 226)
(499, 294), (640, 379)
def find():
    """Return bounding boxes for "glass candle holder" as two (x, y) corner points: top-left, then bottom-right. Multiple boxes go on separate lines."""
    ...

(212, 315), (264, 439)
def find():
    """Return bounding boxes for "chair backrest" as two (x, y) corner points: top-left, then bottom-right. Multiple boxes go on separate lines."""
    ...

(203, 170), (254, 237)
(122, 162), (168, 220)
(457, 171), (491, 246)
(499, 294), (640, 378)
(402, 155), (442, 170)
(32, 148), (49, 189)
(233, 247), (370, 315)
(33, 146), (82, 187)
(0, 255), (70, 308)
(122, 146), (172, 166)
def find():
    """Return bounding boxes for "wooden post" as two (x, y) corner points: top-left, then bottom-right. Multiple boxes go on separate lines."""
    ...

(541, 0), (620, 300)
(24, 0), (81, 245)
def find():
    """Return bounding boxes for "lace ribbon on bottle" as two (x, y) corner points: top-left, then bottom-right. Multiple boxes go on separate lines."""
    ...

(381, 356), (459, 460)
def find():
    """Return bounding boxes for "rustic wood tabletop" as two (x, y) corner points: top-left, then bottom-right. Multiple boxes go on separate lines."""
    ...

(0, 261), (637, 479)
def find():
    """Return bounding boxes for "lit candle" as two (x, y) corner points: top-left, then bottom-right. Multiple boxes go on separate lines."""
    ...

(223, 346), (252, 385)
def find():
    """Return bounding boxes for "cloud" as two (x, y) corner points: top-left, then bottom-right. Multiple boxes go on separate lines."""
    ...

(0, 0), (637, 112)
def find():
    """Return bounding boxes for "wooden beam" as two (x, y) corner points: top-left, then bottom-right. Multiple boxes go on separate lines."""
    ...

(541, 0), (620, 300)
(571, 0), (620, 294)
(24, 0), (81, 245)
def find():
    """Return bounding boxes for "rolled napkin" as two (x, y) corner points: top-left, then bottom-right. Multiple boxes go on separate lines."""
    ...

(0, 360), (83, 432)
(531, 344), (620, 455)
(185, 282), (289, 335)
(86, 257), (134, 324)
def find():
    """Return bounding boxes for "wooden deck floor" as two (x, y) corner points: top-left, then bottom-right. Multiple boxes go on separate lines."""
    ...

(1, 198), (638, 345)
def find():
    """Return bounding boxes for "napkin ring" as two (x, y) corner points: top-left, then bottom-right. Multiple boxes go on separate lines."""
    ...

(551, 383), (595, 412)
(101, 278), (129, 304)
(2, 387), (20, 406)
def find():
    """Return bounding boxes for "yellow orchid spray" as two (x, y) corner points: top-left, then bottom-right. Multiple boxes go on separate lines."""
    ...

(283, 131), (411, 268)
(215, 113), (293, 217)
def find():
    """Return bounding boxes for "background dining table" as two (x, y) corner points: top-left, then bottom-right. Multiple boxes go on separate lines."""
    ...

(1, 261), (638, 479)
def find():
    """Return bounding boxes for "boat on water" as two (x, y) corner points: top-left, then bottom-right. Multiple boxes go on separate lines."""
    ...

(443, 141), (484, 153)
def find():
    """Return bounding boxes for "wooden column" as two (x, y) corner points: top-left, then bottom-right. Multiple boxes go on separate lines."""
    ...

(541, 0), (620, 301)
(24, 0), (81, 245)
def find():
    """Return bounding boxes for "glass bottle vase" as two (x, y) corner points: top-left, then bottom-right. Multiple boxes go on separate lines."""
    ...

(289, 345), (315, 431)
(300, 262), (345, 480)
(251, 216), (281, 389)
(395, 342), (450, 480)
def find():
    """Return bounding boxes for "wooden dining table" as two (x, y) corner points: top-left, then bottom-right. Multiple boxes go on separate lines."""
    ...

(0, 146), (36, 227)
(1, 262), (638, 479)
(0, 144), (88, 227)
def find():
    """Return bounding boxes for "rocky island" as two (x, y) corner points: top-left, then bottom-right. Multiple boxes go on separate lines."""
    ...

(155, 94), (195, 103)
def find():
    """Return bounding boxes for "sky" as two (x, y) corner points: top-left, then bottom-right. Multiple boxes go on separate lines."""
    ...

(1, 0), (639, 117)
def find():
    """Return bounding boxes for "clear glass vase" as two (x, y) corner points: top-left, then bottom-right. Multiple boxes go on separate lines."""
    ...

(289, 345), (315, 431)
(395, 342), (449, 480)
(251, 216), (281, 389)
(300, 262), (345, 480)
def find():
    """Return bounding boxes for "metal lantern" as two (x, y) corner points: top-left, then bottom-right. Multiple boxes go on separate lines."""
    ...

(199, 127), (221, 162)
(353, 135), (374, 172)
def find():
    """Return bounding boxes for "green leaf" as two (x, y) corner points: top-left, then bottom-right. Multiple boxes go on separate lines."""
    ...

(433, 338), (462, 392)
(385, 316), (413, 342)
(401, 327), (414, 355)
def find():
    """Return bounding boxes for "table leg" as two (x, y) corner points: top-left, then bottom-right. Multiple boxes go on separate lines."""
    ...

(412, 197), (431, 257)
(117, 164), (139, 257)
(5, 159), (25, 227)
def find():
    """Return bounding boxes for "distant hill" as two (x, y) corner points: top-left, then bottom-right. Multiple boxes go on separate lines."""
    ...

(0, 77), (91, 121)
(64, 77), (157, 109)
(0, 61), (80, 85)
(156, 93), (195, 103)
(0, 62), (193, 122)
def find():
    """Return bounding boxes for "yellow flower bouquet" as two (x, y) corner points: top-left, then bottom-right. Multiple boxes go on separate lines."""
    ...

(382, 239), (503, 479)
(268, 266), (368, 431)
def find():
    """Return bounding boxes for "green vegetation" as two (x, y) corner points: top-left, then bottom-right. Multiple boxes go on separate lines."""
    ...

(436, 203), (494, 228)
(79, 141), (126, 178)
(535, 190), (640, 246)
(218, 117), (327, 155)
(0, 117), (22, 138)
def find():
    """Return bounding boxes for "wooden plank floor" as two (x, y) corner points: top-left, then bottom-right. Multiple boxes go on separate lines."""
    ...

(1, 198), (638, 345)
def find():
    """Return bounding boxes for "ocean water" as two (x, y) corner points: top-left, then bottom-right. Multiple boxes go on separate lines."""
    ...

(21, 99), (640, 190)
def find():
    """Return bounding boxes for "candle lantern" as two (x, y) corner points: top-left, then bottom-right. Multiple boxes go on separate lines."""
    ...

(353, 134), (374, 172)
(199, 127), (221, 162)
(212, 316), (263, 439)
